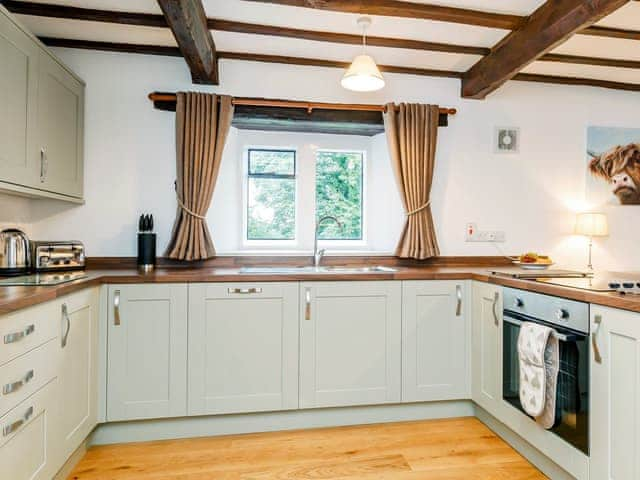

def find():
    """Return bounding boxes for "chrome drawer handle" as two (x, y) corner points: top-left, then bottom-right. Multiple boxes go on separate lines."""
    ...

(492, 291), (500, 326)
(305, 288), (311, 321)
(4, 324), (35, 344)
(114, 290), (121, 326)
(3, 370), (34, 395)
(592, 314), (603, 364)
(61, 303), (71, 348)
(455, 285), (462, 317)
(3, 406), (34, 437)
(228, 288), (262, 294)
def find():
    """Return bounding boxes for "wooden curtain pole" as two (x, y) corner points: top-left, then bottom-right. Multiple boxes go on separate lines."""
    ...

(147, 92), (457, 115)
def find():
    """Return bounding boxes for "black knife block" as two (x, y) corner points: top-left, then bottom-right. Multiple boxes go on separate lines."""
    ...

(137, 233), (156, 271)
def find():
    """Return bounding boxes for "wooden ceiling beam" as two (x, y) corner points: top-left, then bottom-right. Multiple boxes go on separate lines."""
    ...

(37, 37), (640, 94)
(5, 0), (640, 44)
(461, 0), (631, 99)
(240, 0), (523, 29)
(156, 0), (218, 84)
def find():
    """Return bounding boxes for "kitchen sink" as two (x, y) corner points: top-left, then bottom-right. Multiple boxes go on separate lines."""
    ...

(239, 265), (398, 274)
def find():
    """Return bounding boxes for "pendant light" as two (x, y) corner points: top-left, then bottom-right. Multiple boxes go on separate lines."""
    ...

(341, 17), (385, 92)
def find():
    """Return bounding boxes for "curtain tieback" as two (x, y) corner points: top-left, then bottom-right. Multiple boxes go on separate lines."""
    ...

(406, 199), (432, 216)
(176, 194), (206, 220)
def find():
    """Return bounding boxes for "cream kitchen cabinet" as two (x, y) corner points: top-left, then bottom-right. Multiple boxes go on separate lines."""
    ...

(402, 281), (469, 402)
(299, 281), (401, 408)
(56, 288), (99, 462)
(0, 6), (84, 201)
(471, 281), (502, 417)
(591, 304), (640, 480)
(0, 380), (59, 480)
(107, 284), (188, 421)
(188, 283), (299, 416)
(35, 49), (84, 199)
(0, 8), (39, 189)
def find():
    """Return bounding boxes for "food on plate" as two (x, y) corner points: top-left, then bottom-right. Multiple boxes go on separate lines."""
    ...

(519, 252), (552, 264)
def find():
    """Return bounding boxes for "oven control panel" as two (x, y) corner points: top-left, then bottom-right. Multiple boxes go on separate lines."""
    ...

(503, 287), (589, 334)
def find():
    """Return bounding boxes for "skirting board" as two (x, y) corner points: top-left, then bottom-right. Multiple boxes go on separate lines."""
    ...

(89, 400), (474, 445)
(475, 405), (576, 480)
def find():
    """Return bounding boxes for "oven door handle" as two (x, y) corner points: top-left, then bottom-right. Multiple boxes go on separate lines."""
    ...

(502, 315), (581, 342)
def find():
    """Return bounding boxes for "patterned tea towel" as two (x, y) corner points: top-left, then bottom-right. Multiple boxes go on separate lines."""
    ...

(517, 321), (559, 428)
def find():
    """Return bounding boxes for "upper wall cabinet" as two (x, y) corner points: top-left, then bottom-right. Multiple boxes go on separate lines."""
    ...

(0, 7), (84, 202)
(36, 51), (84, 199)
(0, 10), (38, 188)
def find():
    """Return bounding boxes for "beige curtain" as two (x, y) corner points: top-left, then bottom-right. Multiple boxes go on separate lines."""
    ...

(165, 92), (234, 261)
(383, 103), (440, 260)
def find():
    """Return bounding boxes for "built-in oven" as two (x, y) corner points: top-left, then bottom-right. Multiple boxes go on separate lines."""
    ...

(502, 287), (590, 455)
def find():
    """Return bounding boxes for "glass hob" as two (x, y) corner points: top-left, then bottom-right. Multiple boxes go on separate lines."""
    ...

(0, 271), (88, 286)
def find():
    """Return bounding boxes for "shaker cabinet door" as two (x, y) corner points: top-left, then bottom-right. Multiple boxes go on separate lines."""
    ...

(107, 284), (188, 421)
(36, 50), (84, 199)
(591, 305), (640, 480)
(188, 283), (299, 416)
(402, 281), (469, 402)
(0, 11), (38, 188)
(56, 288), (99, 461)
(471, 281), (502, 416)
(299, 281), (401, 409)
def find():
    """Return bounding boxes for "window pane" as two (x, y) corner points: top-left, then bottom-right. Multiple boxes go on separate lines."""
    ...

(315, 151), (363, 240)
(249, 149), (295, 176)
(247, 177), (295, 240)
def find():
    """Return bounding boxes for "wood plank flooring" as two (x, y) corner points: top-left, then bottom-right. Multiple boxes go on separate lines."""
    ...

(68, 417), (548, 480)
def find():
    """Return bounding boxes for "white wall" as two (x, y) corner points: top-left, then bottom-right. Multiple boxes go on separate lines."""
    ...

(23, 48), (640, 270)
(0, 193), (32, 234)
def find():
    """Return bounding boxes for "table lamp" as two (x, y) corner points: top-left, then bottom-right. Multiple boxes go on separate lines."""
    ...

(575, 213), (608, 271)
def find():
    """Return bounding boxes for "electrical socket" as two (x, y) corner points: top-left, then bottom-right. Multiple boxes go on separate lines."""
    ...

(466, 223), (506, 243)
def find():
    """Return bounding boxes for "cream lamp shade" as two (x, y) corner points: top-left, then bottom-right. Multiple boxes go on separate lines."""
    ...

(341, 54), (385, 92)
(342, 16), (385, 92)
(575, 213), (609, 237)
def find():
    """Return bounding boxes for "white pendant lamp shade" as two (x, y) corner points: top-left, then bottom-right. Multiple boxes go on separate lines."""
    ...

(342, 17), (385, 92)
(341, 54), (385, 92)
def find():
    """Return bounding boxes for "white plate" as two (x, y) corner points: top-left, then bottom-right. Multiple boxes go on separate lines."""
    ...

(512, 261), (554, 270)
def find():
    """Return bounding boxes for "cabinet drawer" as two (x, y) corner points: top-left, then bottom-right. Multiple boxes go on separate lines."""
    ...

(0, 339), (57, 418)
(199, 282), (294, 299)
(0, 380), (56, 480)
(0, 301), (59, 366)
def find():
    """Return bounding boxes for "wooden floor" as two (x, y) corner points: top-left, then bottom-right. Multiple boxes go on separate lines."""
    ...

(68, 417), (548, 480)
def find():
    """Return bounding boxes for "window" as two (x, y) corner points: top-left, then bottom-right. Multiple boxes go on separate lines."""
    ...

(246, 149), (296, 241)
(316, 151), (364, 241)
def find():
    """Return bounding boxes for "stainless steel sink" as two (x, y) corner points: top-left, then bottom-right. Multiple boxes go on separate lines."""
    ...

(239, 265), (397, 274)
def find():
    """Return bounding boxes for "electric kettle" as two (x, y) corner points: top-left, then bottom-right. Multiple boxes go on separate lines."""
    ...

(0, 228), (31, 275)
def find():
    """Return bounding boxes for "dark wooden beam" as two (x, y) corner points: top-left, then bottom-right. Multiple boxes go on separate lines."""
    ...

(217, 51), (463, 78)
(38, 37), (640, 94)
(580, 25), (640, 41)
(541, 53), (640, 69)
(207, 19), (489, 56)
(2, 1), (487, 56)
(156, 0), (218, 84)
(5, 0), (640, 44)
(39, 37), (182, 57)
(461, 0), (631, 99)
(240, 0), (523, 29)
(1, 0), (167, 26)
(513, 72), (640, 92)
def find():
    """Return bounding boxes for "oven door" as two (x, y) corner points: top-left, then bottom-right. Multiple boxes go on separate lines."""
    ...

(502, 310), (590, 455)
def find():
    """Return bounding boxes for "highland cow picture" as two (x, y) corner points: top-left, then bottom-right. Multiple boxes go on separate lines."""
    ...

(587, 126), (640, 206)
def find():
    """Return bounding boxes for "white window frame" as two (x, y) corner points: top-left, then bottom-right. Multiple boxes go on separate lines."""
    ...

(242, 146), (300, 249)
(315, 148), (368, 249)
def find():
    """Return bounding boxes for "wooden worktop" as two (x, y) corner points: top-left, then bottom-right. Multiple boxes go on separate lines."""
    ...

(1, 259), (639, 316)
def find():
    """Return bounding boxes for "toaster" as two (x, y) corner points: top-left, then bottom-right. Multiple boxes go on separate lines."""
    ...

(31, 241), (86, 272)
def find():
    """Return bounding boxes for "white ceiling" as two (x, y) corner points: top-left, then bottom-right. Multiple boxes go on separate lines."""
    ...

(11, 0), (640, 86)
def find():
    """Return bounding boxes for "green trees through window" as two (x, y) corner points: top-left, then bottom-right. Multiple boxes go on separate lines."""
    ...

(246, 148), (364, 242)
(316, 151), (363, 240)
